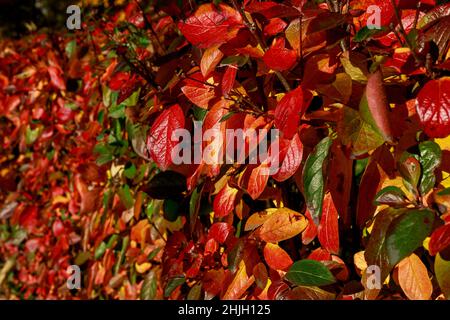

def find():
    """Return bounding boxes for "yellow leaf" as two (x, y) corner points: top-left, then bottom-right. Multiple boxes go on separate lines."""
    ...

(223, 260), (255, 300)
(435, 136), (450, 151)
(135, 262), (152, 274)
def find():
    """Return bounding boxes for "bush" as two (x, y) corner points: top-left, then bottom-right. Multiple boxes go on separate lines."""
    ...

(0, 0), (450, 300)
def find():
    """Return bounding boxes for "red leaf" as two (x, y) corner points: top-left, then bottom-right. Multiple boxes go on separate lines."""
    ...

(52, 219), (65, 237)
(213, 183), (239, 218)
(263, 38), (297, 71)
(365, 69), (394, 143)
(208, 222), (233, 244)
(247, 164), (270, 200)
(263, 18), (287, 36)
(204, 269), (225, 297)
(274, 86), (305, 139)
(221, 65), (238, 96)
(48, 66), (66, 91)
(253, 263), (269, 289)
(302, 209), (318, 245)
(129, 12), (145, 28)
(74, 175), (99, 214)
(272, 133), (303, 182)
(200, 46), (224, 78)
(109, 72), (130, 91)
(263, 243), (293, 271)
(178, 4), (243, 49)
(181, 72), (218, 109)
(429, 223), (450, 256)
(267, 279), (290, 299)
(205, 238), (219, 254)
(318, 193), (340, 254)
(245, 2), (300, 19)
(19, 205), (38, 231)
(308, 248), (332, 261)
(147, 104), (185, 170)
(416, 77), (450, 138)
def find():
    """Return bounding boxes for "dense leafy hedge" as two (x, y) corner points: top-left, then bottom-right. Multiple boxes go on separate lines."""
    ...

(1, 0), (450, 300)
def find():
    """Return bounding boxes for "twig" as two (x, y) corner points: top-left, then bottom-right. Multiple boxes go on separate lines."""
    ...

(230, 0), (291, 91)
(390, 0), (423, 67)
(134, 0), (166, 56)
(149, 221), (166, 242)
(412, 1), (421, 30)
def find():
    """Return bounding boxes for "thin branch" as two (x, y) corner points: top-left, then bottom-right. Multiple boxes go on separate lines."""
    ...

(135, 0), (166, 56)
(390, 0), (423, 67)
(230, 0), (291, 91)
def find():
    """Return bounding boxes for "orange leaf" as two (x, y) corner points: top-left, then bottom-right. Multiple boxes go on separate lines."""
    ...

(213, 183), (239, 218)
(397, 253), (433, 300)
(223, 260), (255, 300)
(318, 193), (340, 254)
(247, 163), (270, 200)
(263, 243), (293, 271)
(258, 208), (308, 243)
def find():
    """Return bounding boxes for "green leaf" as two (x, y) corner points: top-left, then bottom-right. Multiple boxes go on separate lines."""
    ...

(406, 28), (419, 49)
(365, 208), (435, 283)
(94, 143), (115, 165)
(302, 136), (333, 225)
(65, 39), (77, 59)
(419, 141), (442, 195)
(124, 163), (137, 179)
(374, 186), (409, 207)
(220, 55), (249, 67)
(338, 106), (384, 157)
(365, 208), (406, 282)
(108, 104), (126, 119)
(147, 247), (162, 260)
(189, 184), (203, 233)
(286, 259), (336, 287)
(94, 241), (107, 260)
(227, 238), (245, 273)
(438, 188), (450, 196)
(163, 198), (181, 222)
(25, 126), (42, 145)
(140, 270), (158, 300)
(187, 282), (203, 300)
(74, 252), (91, 266)
(220, 111), (236, 122)
(65, 101), (79, 110)
(192, 105), (208, 121)
(114, 236), (129, 275)
(385, 208), (434, 267)
(118, 185), (134, 209)
(121, 89), (140, 107)
(164, 276), (185, 298)
(353, 26), (388, 42)
(340, 54), (368, 83)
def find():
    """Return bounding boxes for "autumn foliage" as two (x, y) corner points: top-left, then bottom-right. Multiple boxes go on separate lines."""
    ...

(1, 0), (450, 300)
